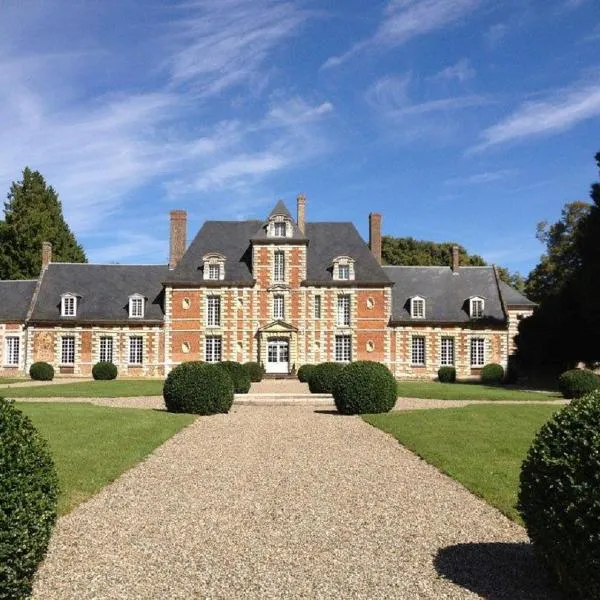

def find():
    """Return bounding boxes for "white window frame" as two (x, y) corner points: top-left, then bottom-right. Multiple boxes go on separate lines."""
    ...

(128, 336), (143, 365)
(411, 336), (426, 366)
(206, 296), (221, 327)
(207, 264), (220, 280)
(335, 335), (352, 363)
(338, 264), (350, 280)
(205, 336), (222, 362)
(470, 337), (485, 367)
(337, 295), (351, 327)
(314, 295), (322, 319)
(273, 295), (285, 320)
(4, 336), (20, 366)
(61, 336), (75, 365)
(274, 250), (285, 282)
(273, 222), (287, 238)
(470, 297), (485, 319)
(440, 337), (455, 367)
(61, 294), (77, 317)
(332, 256), (355, 281)
(410, 296), (426, 319)
(99, 336), (114, 363)
(129, 294), (144, 319)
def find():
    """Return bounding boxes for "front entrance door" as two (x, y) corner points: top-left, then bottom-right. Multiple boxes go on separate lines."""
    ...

(266, 339), (289, 374)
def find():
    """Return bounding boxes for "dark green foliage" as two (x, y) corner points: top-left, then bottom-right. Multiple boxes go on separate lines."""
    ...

(558, 369), (600, 399)
(29, 362), (54, 381)
(242, 362), (264, 383)
(437, 366), (456, 383)
(216, 361), (251, 394)
(163, 361), (234, 414)
(307, 362), (345, 394)
(0, 168), (86, 279)
(91, 361), (118, 381)
(297, 364), (315, 383)
(518, 390), (600, 599)
(333, 361), (396, 415)
(480, 363), (504, 384)
(0, 398), (58, 599)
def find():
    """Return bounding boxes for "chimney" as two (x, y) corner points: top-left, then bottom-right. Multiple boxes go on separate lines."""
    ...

(41, 241), (52, 271)
(451, 245), (460, 273)
(297, 193), (306, 234)
(169, 210), (187, 270)
(369, 212), (382, 264)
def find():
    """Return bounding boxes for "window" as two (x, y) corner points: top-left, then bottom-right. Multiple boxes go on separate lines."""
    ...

(314, 295), (322, 319)
(471, 338), (485, 367)
(4, 337), (19, 366)
(61, 295), (76, 317)
(337, 295), (351, 326)
(470, 297), (485, 319)
(208, 264), (220, 280)
(99, 337), (114, 363)
(274, 251), (285, 282)
(205, 336), (222, 362)
(332, 257), (355, 281)
(129, 295), (144, 318)
(335, 335), (352, 363)
(61, 336), (75, 364)
(411, 336), (426, 366)
(274, 222), (286, 237)
(338, 264), (350, 280)
(440, 337), (455, 366)
(274, 295), (285, 320)
(129, 336), (143, 365)
(206, 296), (221, 327)
(202, 254), (226, 281)
(411, 297), (425, 319)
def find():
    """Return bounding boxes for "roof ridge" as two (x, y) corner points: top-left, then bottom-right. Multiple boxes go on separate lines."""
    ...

(48, 263), (168, 267)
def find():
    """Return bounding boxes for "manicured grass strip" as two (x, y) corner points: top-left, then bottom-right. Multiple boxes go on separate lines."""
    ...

(17, 402), (195, 515)
(396, 381), (559, 401)
(364, 404), (561, 522)
(0, 379), (164, 398)
(0, 377), (25, 384)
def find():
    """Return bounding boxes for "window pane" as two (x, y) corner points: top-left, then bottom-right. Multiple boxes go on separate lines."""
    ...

(470, 338), (485, 366)
(61, 336), (75, 364)
(129, 336), (143, 364)
(205, 336), (222, 362)
(130, 297), (143, 318)
(337, 295), (350, 326)
(335, 335), (351, 362)
(338, 265), (350, 280)
(207, 296), (221, 326)
(62, 296), (76, 316)
(411, 337), (425, 365)
(412, 299), (425, 318)
(314, 295), (321, 319)
(274, 295), (284, 320)
(100, 337), (113, 363)
(208, 264), (220, 280)
(274, 222), (286, 237)
(274, 251), (285, 282)
(5, 337), (19, 366)
(440, 337), (455, 366)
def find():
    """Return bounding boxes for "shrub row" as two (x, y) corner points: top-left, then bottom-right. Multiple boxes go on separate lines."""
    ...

(558, 368), (600, 399)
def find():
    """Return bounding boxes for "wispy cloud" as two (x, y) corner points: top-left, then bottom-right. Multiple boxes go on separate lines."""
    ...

(484, 23), (508, 48)
(323, 0), (481, 69)
(431, 59), (476, 83)
(444, 169), (518, 186)
(473, 77), (600, 151)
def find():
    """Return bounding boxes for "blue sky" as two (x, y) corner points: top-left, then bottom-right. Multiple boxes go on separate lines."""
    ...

(1, 0), (599, 276)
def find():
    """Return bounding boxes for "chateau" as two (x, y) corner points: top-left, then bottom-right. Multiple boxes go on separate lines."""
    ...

(0, 196), (535, 379)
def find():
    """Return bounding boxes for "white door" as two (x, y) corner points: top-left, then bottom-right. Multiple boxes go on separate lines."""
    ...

(266, 339), (289, 374)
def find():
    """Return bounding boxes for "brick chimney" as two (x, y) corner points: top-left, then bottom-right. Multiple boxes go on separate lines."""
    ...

(451, 245), (460, 273)
(169, 210), (187, 270)
(297, 193), (306, 234)
(369, 212), (382, 264)
(41, 241), (52, 271)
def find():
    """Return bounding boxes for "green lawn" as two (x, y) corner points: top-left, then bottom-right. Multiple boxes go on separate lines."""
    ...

(0, 379), (164, 398)
(18, 402), (195, 515)
(364, 404), (561, 522)
(396, 380), (560, 401)
(0, 377), (25, 385)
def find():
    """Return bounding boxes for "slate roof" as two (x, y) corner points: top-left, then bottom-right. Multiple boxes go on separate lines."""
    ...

(251, 201), (307, 242)
(383, 266), (510, 324)
(0, 280), (36, 321)
(498, 280), (536, 307)
(30, 264), (168, 324)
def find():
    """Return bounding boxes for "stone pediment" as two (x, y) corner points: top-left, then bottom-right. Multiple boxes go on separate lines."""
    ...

(258, 319), (298, 333)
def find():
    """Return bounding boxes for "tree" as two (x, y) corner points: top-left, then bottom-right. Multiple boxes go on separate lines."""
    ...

(0, 168), (86, 279)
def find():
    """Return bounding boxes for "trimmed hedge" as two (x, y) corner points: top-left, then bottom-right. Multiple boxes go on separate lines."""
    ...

(297, 364), (315, 383)
(163, 362), (234, 414)
(216, 361), (251, 394)
(243, 362), (264, 383)
(0, 398), (58, 600)
(558, 369), (600, 399)
(519, 390), (600, 599)
(437, 366), (456, 383)
(333, 361), (396, 415)
(308, 362), (345, 394)
(29, 362), (54, 381)
(92, 361), (118, 381)
(480, 363), (504, 384)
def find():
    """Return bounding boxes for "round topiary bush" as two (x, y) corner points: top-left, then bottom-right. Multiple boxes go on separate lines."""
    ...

(308, 362), (345, 394)
(558, 369), (600, 399)
(163, 361), (234, 414)
(29, 362), (54, 381)
(216, 361), (251, 394)
(438, 366), (457, 383)
(243, 362), (264, 383)
(0, 398), (58, 599)
(92, 361), (118, 381)
(480, 363), (504, 384)
(518, 390), (600, 599)
(297, 364), (315, 383)
(333, 361), (397, 415)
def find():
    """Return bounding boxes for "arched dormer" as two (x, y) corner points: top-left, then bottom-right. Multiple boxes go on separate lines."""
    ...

(410, 296), (426, 319)
(332, 256), (355, 281)
(469, 296), (485, 319)
(202, 253), (226, 281)
(60, 293), (78, 317)
(128, 293), (145, 318)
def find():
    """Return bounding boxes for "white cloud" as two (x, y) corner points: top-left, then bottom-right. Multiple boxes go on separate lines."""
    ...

(444, 169), (517, 186)
(432, 59), (476, 83)
(484, 23), (507, 48)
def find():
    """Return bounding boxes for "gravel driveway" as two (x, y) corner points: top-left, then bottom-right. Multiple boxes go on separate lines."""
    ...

(33, 406), (558, 599)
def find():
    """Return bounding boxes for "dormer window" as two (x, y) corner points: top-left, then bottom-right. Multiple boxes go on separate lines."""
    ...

(470, 297), (485, 319)
(332, 256), (355, 281)
(61, 294), (77, 317)
(208, 264), (220, 280)
(203, 253), (226, 281)
(411, 296), (426, 319)
(274, 222), (287, 237)
(338, 264), (350, 280)
(129, 294), (145, 319)
(267, 217), (290, 238)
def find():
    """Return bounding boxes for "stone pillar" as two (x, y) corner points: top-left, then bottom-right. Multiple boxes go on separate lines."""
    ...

(369, 212), (382, 264)
(169, 210), (187, 270)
